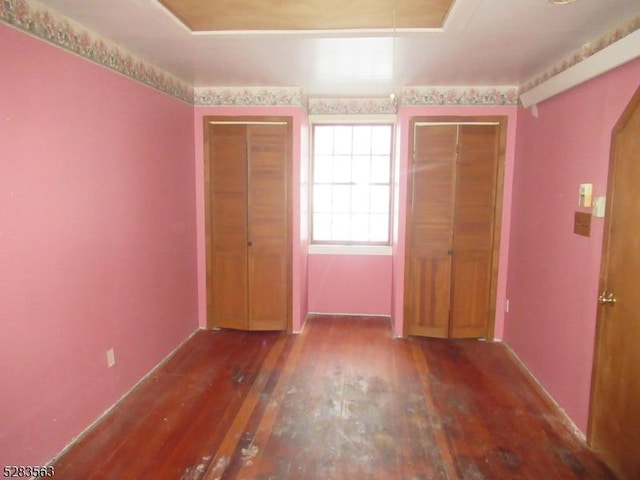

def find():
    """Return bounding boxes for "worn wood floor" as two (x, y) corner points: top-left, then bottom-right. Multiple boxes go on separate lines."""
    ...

(52, 316), (615, 479)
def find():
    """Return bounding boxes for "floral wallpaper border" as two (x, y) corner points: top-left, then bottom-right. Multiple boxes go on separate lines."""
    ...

(520, 14), (640, 94)
(194, 87), (303, 107)
(3, 0), (637, 107)
(308, 97), (398, 115)
(400, 87), (519, 106)
(0, 0), (193, 103)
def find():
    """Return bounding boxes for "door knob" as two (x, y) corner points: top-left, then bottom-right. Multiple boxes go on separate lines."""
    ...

(247, 240), (253, 247)
(598, 291), (617, 306)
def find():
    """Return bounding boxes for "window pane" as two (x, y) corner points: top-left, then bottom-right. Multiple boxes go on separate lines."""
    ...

(332, 155), (351, 183)
(370, 214), (389, 242)
(313, 213), (332, 241)
(352, 126), (372, 155)
(370, 186), (390, 213)
(371, 126), (391, 154)
(351, 185), (370, 213)
(352, 155), (371, 184)
(314, 155), (333, 183)
(311, 123), (393, 244)
(332, 185), (351, 213)
(333, 126), (353, 155)
(332, 214), (350, 241)
(370, 155), (390, 183)
(313, 185), (332, 212)
(351, 214), (370, 241)
(314, 126), (334, 154)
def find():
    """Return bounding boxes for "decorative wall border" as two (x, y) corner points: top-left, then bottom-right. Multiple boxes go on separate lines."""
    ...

(0, 0), (193, 103)
(4, 0), (636, 108)
(194, 87), (303, 106)
(400, 87), (519, 106)
(520, 14), (640, 94)
(308, 97), (397, 115)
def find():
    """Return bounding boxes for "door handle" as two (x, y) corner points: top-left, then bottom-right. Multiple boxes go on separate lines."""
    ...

(247, 240), (253, 247)
(598, 291), (617, 306)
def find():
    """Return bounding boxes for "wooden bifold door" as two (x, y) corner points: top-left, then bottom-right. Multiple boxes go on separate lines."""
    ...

(404, 118), (505, 339)
(205, 119), (291, 331)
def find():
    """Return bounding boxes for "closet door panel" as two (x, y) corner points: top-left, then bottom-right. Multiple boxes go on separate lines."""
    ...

(405, 125), (456, 337)
(450, 251), (491, 338)
(450, 124), (499, 338)
(212, 254), (248, 329)
(407, 257), (451, 338)
(248, 251), (288, 330)
(208, 125), (249, 330)
(247, 124), (289, 331)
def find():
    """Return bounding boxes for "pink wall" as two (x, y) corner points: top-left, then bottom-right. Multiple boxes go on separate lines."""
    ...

(393, 105), (519, 338)
(193, 106), (309, 333)
(0, 24), (198, 466)
(308, 254), (392, 316)
(505, 58), (640, 434)
(298, 120), (310, 329)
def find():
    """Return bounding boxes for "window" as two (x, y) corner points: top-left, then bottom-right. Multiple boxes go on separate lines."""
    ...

(311, 124), (393, 244)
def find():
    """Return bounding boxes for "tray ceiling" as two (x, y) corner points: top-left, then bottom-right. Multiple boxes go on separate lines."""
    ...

(157, 0), (454, 31)
(11, 0), (640, 97)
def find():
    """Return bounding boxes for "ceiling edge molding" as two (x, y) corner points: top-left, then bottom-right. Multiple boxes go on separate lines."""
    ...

(400, 87), (519, 106)
(0, 0), (193, 103)
(520, 29), (640, 108)
(308, 97), (397, 115)
(194, 87), (304, 107)
(519, 13), (640, 105)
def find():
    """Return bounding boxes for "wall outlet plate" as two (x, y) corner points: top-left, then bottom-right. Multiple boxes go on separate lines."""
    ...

(592, 196), (606, 218)
(107, 348), (115, 368)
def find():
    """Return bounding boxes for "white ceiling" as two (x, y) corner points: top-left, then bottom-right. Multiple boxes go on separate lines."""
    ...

(33, 0), (640, 96)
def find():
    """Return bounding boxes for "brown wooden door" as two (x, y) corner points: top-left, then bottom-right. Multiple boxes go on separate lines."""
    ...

(405, 124), (456, 338)
(405, 120), (502, 339)
(589, 86), (640, 479)
(450, 124), (500, 338)
(208, 124), (249, 330)
(205, 120), (291, 332)
(246, 124), (290, 331)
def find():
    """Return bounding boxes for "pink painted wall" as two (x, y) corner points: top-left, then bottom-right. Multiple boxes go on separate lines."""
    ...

(308, 254), (392, 315)
(0, 24), (198, 466)
(505, 58), (640, 434)
(193, 106), (309, 333)
(298, 119), (310, 330)
(393, 105), (519, 338)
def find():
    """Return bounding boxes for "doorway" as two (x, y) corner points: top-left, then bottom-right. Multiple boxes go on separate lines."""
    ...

(203, 117), (293, 331)
(403, 117), (507, 339)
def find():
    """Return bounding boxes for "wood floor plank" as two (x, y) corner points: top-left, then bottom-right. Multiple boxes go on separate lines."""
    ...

(50, 316), (615, 480)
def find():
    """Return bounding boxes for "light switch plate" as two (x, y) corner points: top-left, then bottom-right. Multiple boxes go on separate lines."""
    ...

(579, 183), (593, 208)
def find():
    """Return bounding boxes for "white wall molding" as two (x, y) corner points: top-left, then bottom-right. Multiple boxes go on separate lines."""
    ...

(520, 15), (640, 108)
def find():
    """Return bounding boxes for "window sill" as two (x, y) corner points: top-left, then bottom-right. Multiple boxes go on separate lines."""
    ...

(308, 244), (393, 256)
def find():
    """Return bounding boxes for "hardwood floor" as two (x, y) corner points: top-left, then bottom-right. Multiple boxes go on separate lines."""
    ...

(51, 316), (615, 479)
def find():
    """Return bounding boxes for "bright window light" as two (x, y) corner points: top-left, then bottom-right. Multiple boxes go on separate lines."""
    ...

(311, 124), (393, 244)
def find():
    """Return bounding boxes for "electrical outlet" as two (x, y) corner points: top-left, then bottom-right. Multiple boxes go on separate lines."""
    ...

(107, 348), (115, 368)
(505, 299), (510, 313)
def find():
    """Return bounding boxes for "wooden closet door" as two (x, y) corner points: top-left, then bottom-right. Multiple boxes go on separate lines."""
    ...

(450, 125), (500, 338)
(246, 124), (289, 331)
(405, 124), (457, 338)
(208, 124), (249, 330)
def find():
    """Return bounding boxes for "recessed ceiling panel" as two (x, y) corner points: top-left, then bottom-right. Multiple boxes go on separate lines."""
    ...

(158, 0), (455, 31)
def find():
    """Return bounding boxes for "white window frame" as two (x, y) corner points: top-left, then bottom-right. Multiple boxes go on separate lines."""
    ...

(309, 115), (396, 250)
